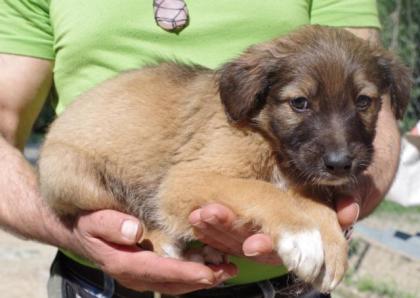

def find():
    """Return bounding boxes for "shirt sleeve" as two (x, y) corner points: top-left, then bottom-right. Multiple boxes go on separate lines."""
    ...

(310, 0), (381, 29)
(0, 0), (54, 59)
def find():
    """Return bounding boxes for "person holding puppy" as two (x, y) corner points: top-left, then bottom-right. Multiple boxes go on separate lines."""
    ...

(0, 0), (402, 297)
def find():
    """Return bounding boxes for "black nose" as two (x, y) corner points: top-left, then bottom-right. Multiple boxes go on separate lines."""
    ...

(323, 151), (353, 175)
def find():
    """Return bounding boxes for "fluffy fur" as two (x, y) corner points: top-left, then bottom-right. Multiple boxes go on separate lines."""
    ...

(38, 25), (410, 292)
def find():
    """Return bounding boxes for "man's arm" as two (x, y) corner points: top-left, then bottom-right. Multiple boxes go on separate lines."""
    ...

(0, 54), (53, 236)
(0, 55), (52, 149)
(0, 54), (234, 294)
(356, 95), (400, 218)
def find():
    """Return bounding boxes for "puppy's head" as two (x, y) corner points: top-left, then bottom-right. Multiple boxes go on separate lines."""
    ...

(219, 25), (411, 186)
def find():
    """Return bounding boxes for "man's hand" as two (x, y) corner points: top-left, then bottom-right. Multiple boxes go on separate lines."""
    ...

(189, 200), (359, 265)
(70, 210), (236, 295)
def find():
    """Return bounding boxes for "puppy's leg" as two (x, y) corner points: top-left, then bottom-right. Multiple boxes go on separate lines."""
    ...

(296, 198), (348, 293)
(153, 169), (327, 284)
(38, 142), (122, 215)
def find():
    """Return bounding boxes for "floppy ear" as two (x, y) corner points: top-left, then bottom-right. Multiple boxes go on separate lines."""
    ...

(376, 50), (412, 119)
(218, 44), (282, 125)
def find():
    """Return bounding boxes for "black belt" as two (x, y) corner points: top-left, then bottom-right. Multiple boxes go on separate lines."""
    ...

(53, 251), (328, 298)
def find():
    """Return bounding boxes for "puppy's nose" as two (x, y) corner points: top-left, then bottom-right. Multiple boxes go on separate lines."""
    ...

(323, 151), (353, 175)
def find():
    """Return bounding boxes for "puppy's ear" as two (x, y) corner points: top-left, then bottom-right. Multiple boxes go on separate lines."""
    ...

(218, 44), (283, 125)
(376, 50), (412, 119)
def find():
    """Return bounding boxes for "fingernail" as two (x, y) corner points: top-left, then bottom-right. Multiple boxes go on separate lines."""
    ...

(202, 215), (218, 225)
(221, 272), (234, 281)
(214, 269), (224, 279)
(198, 278), (213, 285)
(189, 209), (201, 224)
(191, 221), (207, 229)
(121, 220), (139, 241)
(244, 250), (262, 257)
(353, 203), (360, 225)
(215, 270), (236, 282)
(243, 237), (271, 257)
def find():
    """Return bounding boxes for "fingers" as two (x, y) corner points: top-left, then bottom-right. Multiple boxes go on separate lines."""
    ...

(118, 264), (234, 297)
(126, 263), (238, 295)
(242, 233), (273, 256)
(76, 209), (144, 245)
(335, 197), (360, 230)
(103, 250), (236, 292)
(189, 204), (281, 265)
(189, 204), (239, 233)
(189, 204), (254, 254)
(242, 234), (282, 265)
(73, 209), (238, 294)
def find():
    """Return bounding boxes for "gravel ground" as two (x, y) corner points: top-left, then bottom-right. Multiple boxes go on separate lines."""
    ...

(0, 230), (56, 298)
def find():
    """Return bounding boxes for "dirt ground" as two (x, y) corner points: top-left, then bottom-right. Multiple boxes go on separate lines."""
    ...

(0, 229), (55, 298)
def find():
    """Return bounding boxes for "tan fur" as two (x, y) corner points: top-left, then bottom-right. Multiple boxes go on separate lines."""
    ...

(38, 25), (411, 292)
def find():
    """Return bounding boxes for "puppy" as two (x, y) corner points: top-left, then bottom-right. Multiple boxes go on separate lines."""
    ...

(38, 25), (410, 292)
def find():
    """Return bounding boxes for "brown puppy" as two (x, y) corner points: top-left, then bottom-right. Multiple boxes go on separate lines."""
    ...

(38, 25), (410, 292)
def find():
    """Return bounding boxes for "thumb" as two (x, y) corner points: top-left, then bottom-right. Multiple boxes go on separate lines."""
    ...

(242, 233), (273, 257)
(76, 209), (144, 245)
(336, 197), (360, 230)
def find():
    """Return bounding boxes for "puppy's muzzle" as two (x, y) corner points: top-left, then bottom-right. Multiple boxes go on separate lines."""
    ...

(323, 150), (353, 176)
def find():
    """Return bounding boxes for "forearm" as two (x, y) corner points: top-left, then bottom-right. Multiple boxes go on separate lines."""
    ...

(0, 54), (72, 245)
(0, 136), (75, 249)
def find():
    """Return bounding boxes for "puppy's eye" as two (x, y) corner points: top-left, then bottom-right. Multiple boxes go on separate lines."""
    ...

(356, 95), (372, 111)
(289, 97), (309, 112)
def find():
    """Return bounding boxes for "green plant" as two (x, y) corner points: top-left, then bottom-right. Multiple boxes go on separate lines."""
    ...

(375, 200), (420, 215)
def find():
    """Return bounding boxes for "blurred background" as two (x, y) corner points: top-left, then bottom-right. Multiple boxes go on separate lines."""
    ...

(378, 0), (419, 131)
(0, 0), (419, 297)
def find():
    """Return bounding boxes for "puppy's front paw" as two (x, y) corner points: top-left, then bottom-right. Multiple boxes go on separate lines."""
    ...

(277, 229), (324, 283)
(313, 236), (348, 293)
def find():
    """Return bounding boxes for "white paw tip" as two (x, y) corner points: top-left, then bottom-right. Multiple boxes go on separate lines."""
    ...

(277, 229), (324, 281)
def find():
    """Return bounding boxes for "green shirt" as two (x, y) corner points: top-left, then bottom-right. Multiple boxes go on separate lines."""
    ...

(0, 0), (380, 285)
